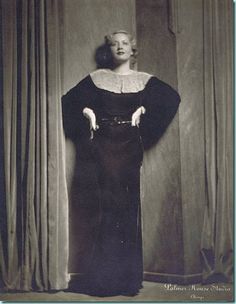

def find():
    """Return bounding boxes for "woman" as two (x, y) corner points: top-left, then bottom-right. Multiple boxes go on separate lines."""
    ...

(62, 30), (180, 296)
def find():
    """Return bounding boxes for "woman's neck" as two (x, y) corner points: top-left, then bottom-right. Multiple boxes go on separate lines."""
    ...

(111, 61), (132, 75)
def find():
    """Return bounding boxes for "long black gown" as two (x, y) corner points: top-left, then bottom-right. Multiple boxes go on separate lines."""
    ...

(62, 69), (180, 296)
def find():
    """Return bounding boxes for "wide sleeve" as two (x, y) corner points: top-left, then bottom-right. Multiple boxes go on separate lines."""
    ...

(140, 76), (181, 149)
(61, 76), (95, 141)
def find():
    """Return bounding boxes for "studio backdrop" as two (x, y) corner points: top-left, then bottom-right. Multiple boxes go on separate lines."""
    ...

(0, 0), (233, 291)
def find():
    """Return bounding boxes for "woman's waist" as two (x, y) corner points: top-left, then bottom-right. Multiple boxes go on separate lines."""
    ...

(94, 122), (142, 144)
(97, 114), (132, 126)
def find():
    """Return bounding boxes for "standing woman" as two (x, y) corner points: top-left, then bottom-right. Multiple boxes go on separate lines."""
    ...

(62, 30), (180, 296)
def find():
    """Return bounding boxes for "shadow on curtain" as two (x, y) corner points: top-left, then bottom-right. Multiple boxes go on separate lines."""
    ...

(0, 0), (69, 290)
(200, 0), (233, 283)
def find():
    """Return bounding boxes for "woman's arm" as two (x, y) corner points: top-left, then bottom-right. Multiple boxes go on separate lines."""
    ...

(61, 76), (96, 141)
(140, 76), (180, 149)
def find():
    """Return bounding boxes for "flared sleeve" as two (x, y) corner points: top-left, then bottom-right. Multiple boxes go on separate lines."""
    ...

(61, 76), (95, 141)
(140, 77), (181, 149)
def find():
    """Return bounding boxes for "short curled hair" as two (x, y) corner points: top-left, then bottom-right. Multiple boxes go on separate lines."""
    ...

(104, 30), (138, 66)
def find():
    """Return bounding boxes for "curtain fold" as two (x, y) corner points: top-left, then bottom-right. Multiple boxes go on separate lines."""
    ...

(201, 0), (233, 283)
(0, 0), (69, 291)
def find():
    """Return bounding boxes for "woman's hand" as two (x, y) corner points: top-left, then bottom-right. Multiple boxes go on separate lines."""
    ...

(131, 106), (146, 127)
(82, 107), (99, 131)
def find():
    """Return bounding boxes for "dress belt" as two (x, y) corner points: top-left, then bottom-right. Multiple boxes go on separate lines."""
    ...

(98, 115), (132, 126)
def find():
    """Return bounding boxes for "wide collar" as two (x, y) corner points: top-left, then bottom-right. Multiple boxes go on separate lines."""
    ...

(90, 69), (152, 93)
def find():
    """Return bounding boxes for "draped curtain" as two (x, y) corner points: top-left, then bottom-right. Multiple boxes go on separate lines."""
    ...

(201, 0), (233, 283)
(0, 0), (69, 291)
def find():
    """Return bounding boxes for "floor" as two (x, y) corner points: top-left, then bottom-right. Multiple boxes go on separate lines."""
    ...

(0, 282), (233, 302)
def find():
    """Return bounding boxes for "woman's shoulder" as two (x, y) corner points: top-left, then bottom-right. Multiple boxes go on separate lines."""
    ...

(142, 74), (180, 95)
(66, 74), (95, 94)
(63, 74), (96, 100)
(66, 71), (177, 96)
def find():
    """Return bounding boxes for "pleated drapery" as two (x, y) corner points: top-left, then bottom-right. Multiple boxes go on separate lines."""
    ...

(0, 0), (69, 291)
(200, 0), (233, 283)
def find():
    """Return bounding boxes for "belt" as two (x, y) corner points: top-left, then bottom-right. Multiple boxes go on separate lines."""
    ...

(98, 116), (132, 126)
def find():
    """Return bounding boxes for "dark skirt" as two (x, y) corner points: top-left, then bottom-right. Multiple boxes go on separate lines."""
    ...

(71, 123), (144, 296)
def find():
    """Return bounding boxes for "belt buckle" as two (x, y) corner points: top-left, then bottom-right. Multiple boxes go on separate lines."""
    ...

(113, 116), (121, 125)
(114, 116), (119, 123)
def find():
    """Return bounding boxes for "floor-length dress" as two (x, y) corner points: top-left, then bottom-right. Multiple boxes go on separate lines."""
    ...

(62, 69), (180, 296)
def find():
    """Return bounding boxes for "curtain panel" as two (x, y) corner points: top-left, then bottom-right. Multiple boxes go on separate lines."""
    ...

(201, 0), (233, 283)
(0, 0), (69, 291)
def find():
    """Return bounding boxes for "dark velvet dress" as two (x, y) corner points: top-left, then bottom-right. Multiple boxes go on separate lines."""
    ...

(62, 70), (180, 296)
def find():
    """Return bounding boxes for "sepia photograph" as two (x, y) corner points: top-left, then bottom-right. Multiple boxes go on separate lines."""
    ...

(0, 0), (233, 302)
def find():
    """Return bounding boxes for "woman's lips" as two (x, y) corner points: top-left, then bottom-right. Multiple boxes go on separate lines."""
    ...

(117, 51), (125, 55)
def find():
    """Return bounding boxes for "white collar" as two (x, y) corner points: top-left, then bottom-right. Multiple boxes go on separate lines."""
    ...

(90, 69), (152, 93)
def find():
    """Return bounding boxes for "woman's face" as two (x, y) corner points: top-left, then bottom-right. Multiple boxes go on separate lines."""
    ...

(109, 33), (133, 64)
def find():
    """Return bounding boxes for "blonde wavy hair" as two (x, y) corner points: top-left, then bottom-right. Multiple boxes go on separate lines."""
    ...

(104, 30), (138, 66)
